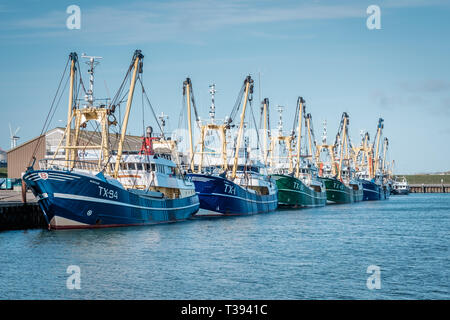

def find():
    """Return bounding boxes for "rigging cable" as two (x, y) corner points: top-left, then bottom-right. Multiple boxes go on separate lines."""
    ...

(28, 57), (70, 166)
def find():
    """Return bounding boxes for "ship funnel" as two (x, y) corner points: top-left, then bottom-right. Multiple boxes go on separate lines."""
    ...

(146, 126), (153, 138)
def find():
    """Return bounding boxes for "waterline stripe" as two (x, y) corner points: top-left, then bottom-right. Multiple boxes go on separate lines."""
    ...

(278, 188), (327, 200)
(53, 193), (199, 211)
(198, 192), (278, 204)
(326, 188), (351, 195)
(363, 188), (380, 194)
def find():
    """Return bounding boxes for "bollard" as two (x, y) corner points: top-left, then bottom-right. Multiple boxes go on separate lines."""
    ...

(21, 180), (27, 203)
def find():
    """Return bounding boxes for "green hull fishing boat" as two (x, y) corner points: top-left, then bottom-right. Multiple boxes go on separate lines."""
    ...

(272, 174), (326, 208)
(320, 177), (363, 204)
(264, 97), (327, 209)
(316, 112), (364, 204)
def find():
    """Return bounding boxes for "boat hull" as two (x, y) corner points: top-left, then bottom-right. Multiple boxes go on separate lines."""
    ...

(271, 174), (326, 208)
(391, 188), (410, 195)
(23, 170), (200, 230)
(361, 179), (390, 201)
(188, 173), (278, 216)
(319, 177), (363, 204)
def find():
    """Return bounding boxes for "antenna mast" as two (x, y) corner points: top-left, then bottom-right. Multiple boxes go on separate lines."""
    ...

(81, 53), (103, 106)
(277, 105), (284, 134)
(158, 112), (169, 134)
(322, 120), (327, 144)
(209, 84), (216, 122)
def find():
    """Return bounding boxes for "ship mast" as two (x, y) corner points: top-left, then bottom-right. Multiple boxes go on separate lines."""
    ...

(306, 113), (314, 162)
(58, 52), (112, 172)
(65, 52), (77, 163)
(185, 78), (195, 172)
(183, 78), (198, 172)
(382, 137), (389, 175)
(315, 119), (338, 177)
(231, 76), (253, 180)
(209, 84), (216, 122)
(81, 53), (102, 106)
(158, 112), (169, 131)
(269, 106), (293, 172)
(360, 132), (368, 171)
(113, 50), (143, 178)
(372, 118), (384, 177)
(262, 98), (269, 167)
(337, 113), (349, 181)
(295, 97), (304, 178)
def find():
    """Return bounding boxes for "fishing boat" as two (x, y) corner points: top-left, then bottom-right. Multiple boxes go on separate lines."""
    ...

(181, 77), (278, 216)
(353, 119), (390, 200)
(23, 50), (199, 230)
(265, 98), (326, 208)
(320, 170), (363, 204)
(357, 173), (389, 200)
(391, 176), (410, 195)
(316, 113), (363, 204)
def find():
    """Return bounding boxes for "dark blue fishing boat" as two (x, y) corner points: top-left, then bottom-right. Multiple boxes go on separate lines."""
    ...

(23, 164), (199, 229)
(189, 167), (278, 216)
(181, 76), (278, 216)
(352, 118), (391, 201)
(23, 50), (199, 229)
(359, 178), (390, 200)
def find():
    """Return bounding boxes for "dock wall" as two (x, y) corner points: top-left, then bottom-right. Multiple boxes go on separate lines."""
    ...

(409, 184), (450, 193)
(0, 191), (46, 231)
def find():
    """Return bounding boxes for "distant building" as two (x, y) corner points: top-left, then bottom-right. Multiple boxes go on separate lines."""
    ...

(0, 148), (6, 161)
(7, 127), (143, 179)
(0, 148), (6, 168)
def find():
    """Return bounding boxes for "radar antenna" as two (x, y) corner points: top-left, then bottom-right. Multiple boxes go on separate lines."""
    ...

(81, 53), (103, 106)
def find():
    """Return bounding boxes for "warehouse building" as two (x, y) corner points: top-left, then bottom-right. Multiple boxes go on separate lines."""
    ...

(7, 127), (143, 179)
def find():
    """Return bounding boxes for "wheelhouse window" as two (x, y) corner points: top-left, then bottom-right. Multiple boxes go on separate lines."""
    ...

(128, 163), (136, 170)
(136, 163), (143, 171)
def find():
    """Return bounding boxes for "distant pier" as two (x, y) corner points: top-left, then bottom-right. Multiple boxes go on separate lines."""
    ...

(409, 184), (450, 193)
(0, 191), (46, 231)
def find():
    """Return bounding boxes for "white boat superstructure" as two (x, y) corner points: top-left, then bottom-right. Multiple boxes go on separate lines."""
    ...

(392, 176), (410, 195)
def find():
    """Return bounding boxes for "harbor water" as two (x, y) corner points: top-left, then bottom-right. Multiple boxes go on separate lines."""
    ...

(0, 193), (448, 300)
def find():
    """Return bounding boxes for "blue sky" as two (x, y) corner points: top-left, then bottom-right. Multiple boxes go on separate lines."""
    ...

(0, 0), (449, 173)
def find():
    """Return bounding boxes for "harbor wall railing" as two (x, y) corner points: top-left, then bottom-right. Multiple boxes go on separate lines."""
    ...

(409, 184), (450, 193)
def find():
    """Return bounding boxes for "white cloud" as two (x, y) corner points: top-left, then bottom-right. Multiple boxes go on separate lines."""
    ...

(2, 0), (448, 45)
(1, 0), (365, 45)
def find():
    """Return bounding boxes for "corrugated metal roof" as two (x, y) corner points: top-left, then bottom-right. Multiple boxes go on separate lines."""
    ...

(8, 127), (143, 154)
(74, 130), (142, 152)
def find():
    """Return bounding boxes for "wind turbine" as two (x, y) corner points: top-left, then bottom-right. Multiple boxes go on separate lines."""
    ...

(9, 123), (20, 149)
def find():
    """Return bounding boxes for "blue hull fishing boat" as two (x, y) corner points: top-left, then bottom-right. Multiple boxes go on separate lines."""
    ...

(23, 169), (199, 229)
(355, 119), (391, 201)
(23, 50), (199, 229)
(360, 179), (389, 201)
(180, 76), (278, 216)
(188, 174), (278, 216)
